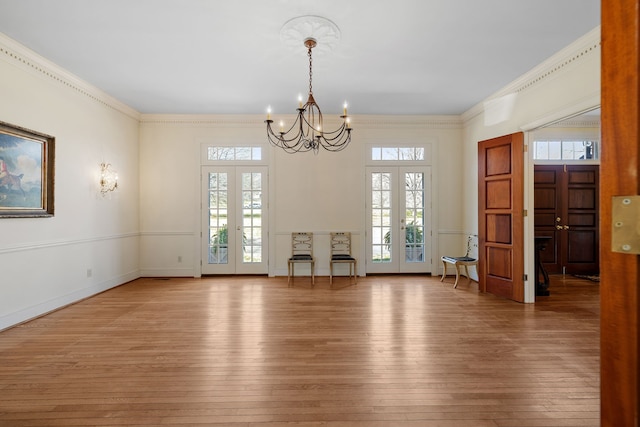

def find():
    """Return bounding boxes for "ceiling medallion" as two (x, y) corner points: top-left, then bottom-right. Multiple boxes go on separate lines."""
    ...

(279, 15), (341, 55)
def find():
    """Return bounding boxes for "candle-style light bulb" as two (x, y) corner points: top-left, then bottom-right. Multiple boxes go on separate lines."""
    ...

(298, 94), (303, 108)
(279, 120), (284, 133)
(267, 106), (272, 120)
(346, 117), (351, 129)
(343, 101), (348, 116)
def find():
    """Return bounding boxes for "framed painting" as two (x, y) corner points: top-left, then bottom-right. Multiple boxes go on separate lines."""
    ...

(0, 121), (55, 217)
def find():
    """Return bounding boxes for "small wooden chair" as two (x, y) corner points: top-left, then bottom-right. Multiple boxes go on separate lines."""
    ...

(329, 232), (357, 286)
(441, 235), (478, 288)
(288, 232), (315, 286)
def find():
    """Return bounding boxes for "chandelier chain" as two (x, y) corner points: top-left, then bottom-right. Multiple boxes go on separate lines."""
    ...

(308, 47), (313, 95)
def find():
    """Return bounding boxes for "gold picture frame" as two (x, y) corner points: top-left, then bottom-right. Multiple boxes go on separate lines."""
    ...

(0, 121), (55, 217)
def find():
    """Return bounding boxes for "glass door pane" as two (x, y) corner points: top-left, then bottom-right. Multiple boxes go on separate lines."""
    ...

(209, 172), (229, 264)
(403, 171), (424, 263)
(203, 167), (235, 274)
(371, 171), (393, 265)
(241, 171), (263, 265)
(400, 168), (429, 273)
(366, 167), (398, 274)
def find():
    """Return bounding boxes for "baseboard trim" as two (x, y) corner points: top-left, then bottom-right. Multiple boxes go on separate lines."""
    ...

(0, 271), (140, 332)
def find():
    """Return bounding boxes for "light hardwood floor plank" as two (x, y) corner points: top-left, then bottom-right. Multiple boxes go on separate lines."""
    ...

(0, 275), (599, 426)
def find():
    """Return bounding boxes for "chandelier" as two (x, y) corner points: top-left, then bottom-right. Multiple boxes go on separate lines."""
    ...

(265, 37), (352, 154)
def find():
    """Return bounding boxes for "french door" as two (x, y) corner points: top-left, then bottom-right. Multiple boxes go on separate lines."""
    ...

(201, 166), (268, 275)
(366, 166), (432, 274)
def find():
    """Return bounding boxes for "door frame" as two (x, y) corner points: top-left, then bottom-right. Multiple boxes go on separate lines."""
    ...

(521, 99), (601, 302)
(200, 165), (269, 275)
(196, 142), (273, 278)
(365, 166), (433, 274)
(600, 0), (640, 424)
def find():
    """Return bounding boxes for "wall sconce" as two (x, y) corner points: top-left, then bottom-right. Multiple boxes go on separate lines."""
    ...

(99, 162), (118, 195)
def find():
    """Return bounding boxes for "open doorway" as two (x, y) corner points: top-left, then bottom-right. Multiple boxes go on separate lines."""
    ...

(528, 109), (601, 293)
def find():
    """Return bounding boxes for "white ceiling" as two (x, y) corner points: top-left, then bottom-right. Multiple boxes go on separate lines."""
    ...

(0, 0), (600, 116)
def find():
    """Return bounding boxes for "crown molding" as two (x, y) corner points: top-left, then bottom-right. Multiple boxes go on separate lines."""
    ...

(0, 32), (140, 120)
(354, 115), (463, 129)
(461, 26), (601, 124)
(139, 114), (265, 127)
(550, 116), (600, 128)
(140, 114), (463, 129)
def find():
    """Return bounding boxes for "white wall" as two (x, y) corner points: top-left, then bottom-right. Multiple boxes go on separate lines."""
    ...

(460, 27), (601, 297)
(138, 114), (463, 278)
(0, 34), (141, 330)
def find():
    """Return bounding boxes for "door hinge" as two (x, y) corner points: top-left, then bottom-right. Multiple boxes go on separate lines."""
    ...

(523, 274), (528, 281)
(612, 195), (640, 254)
(523, 209), (528, 217)
(524, 144), (528, 153)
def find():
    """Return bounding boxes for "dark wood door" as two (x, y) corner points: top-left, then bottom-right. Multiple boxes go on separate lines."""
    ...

(534, 165), (599, 275)
(478, 132), (525, 302)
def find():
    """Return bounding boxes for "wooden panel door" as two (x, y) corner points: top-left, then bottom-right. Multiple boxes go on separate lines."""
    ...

(534, 165), (599, 275)
(478, 133), (525, 302)
(533, 166), (562, 273)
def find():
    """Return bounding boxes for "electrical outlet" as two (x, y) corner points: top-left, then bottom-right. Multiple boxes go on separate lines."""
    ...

(178, 256), (182, 263)
(86, 268), (92, 278)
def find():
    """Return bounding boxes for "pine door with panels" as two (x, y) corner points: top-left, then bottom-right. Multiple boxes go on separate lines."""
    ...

(201, 166), (268, 275)
(478, 133), (525, 302)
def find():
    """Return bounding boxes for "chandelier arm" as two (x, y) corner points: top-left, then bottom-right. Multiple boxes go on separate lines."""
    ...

(266, 121), (301, 148)
(300, 111), (321, 135)
(265, 36), (352, 154)
(297, 112), (350, 147)
(319, 131), (352, 149)
(268, 134), (312, 153)
(266, 113), (305, 141)
(321, 140), (351, 152)
(298, 110), (312, 139)
(266, 118), (317, 153)
(281, 115), (306, 139)
(317, 122), (348, 138)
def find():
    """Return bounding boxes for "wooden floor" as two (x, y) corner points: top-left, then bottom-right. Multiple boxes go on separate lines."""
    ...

(0, 274), (600, 427)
